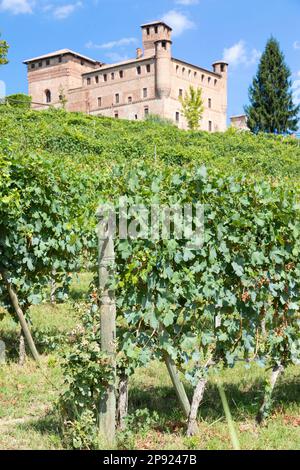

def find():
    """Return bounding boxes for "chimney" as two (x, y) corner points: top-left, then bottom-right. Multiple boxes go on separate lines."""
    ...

(136, 48), (143, 59)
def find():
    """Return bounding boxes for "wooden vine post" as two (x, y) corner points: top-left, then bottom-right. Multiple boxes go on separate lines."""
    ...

(0, 269), (40, 363)
(165, 354), (191, 419)
(97, 206), (117, 446)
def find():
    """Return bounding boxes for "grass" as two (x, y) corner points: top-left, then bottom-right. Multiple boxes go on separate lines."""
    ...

(0, 274), (299, 450)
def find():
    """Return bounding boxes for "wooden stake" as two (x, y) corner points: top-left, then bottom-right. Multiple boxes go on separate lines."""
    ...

(0, 270), (40, 363)
(165, 354), (191, 418)
(97, 208), (117, 446)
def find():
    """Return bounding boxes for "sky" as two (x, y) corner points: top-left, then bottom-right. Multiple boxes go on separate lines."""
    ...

(0, 0), (300, 120)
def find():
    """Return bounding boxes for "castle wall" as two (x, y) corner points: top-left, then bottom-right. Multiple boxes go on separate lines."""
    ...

(170, 59), (227, 131)
(69, 58), (156, 117)
(27, 54), (97, 109)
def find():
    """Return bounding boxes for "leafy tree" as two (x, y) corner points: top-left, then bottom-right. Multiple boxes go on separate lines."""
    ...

(59, 86), (68, 109)
(6, 93), (32, 109)
(179, 86), (204, 130)
(245, 37), (299, 134)
(0, 32), (9, 65)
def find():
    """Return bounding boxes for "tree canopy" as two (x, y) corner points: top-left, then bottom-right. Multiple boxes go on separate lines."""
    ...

(0, 32), (9, 66)
(179, 86), (204, 130)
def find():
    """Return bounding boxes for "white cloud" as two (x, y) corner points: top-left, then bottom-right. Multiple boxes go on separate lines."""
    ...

(223, 40), (261, 67)
(175, 0), (199, 5)
(86, 37), (137, 50)
(293, 41), (300, 50)
(0, 0), (33, 14)
(105, 52), (129, 63)
(162, 10), (195, 37)
(52, 1), (82, 20)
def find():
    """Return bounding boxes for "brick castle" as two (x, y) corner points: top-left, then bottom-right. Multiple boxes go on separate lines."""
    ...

(24, 21), (228, 131)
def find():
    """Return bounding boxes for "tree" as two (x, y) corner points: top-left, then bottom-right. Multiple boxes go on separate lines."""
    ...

(0, 33), (9, 65)
(6, 93), (31, 109)
(179, 86), (204, 130)
(59, 86), (68, 109)
(245, 37), (299, 134)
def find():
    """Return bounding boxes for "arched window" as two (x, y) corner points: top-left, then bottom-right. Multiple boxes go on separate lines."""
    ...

(45, 89), (51, 104)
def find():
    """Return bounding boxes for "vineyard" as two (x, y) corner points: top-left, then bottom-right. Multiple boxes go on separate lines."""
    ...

(0, 106), (299, 450)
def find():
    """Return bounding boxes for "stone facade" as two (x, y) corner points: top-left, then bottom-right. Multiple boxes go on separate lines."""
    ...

(230, 114), (249, 131)
(24, 21), (228, 131)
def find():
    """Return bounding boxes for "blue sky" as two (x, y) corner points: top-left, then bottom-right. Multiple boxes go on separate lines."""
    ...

(0, 0), (300, 119)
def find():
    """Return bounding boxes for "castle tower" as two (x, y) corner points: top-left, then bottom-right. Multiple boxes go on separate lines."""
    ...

(140, 21), (173, 100)
(155, 38), (172, 99)
(212, 61), (228, 131)
(141, 21), (172, 57)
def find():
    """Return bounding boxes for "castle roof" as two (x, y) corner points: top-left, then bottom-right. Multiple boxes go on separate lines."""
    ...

(82, 55), (155, 76)
(141, 20), (172, 31)
(23, 49), (100, 65)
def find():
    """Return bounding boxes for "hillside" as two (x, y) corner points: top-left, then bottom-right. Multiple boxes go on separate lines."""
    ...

(0, 106), (300, 182)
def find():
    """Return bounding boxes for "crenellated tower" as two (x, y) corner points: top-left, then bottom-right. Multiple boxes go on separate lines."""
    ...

(141, 21), (173, 99)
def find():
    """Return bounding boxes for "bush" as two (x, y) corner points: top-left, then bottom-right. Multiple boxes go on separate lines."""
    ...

(5, 93), (32, 109)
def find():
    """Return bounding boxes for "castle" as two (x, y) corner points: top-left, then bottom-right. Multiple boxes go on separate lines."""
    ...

(24, 21), (228, 131)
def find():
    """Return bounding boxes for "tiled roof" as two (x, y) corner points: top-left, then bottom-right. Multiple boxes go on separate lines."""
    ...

(23, 49), (100, 64)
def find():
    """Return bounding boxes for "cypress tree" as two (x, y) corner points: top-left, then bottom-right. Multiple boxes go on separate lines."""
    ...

(245, 37), (299, 133)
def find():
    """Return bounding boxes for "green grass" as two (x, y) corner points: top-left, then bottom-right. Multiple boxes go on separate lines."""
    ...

(0, 274), (299, 450)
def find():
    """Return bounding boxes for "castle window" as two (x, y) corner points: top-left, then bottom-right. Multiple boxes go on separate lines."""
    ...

(81, 60), (84, 66)
(182, 67), (185, 75)
(214, 79), (217, 86)
(103, 74), (107, 82)
(208, 77), (211, 84)
(209, 121), (212, 132)
(39, 61), (42, 68)
(128, 96), (132, 104)
(87, 77), (91, 85)
(146, 27), (150, 35)
(221, 64), (225, 72)
(194, 72), (197, 78)
(59, 57), (62, 63)
(135, 114), (138, 120)
(119, 70), (124, 78)
(146, 64), (151, 73)
(155, 26), (158, 34)
(176, 65), (179, 74)
(162, 41), (167, 50)
(179, 89), (183, 98)
(46, 59), (50, 66)
(143, 88), (148, 98)
(31, 64), (35, 69)
(114, 112), (119, 119)
(176, 112), (180, 123)
(111, 73), (115, 80)
(201, 74), (205, 82)
(144, 107), (149, 117)
(208, 98), (212, 109)
(188, 70), (191, 78)
(98, 97), (102, 107)
(137, 66), (141, 75)
(95, 76), (99, 84)
(45, 90), (51, 104)
(115, 93), (120, 104)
